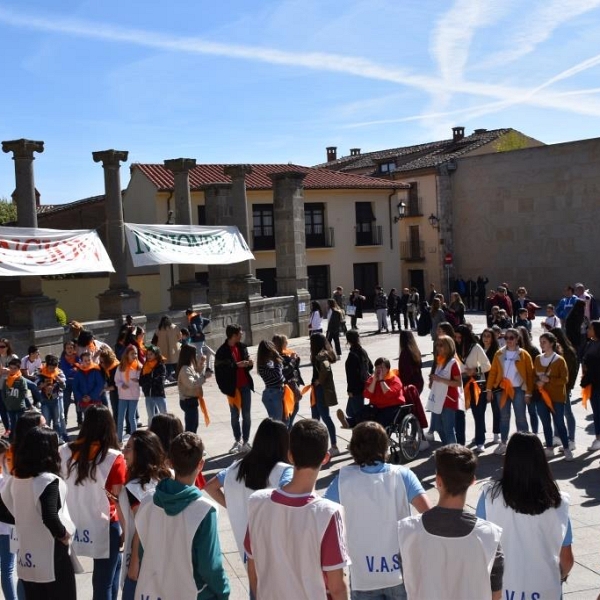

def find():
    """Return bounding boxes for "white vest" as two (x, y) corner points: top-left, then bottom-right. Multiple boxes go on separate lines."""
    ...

(60, 444), (120, 559)
(398, 514), (501, 600)
(223, 460), (290, 561)
(1, 473), (75, 583)
(135, 493), (215, 600)
(338, 464), (409, 591)
(119, 478), (159, 588)
(426, 358), (465, 414)
(247, 489), (344, 600)
(484, 485), (570, 599)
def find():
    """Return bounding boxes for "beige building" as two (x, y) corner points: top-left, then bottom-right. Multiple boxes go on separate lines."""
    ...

(318, 127), (543, 297)
(123, 164), (410, 309)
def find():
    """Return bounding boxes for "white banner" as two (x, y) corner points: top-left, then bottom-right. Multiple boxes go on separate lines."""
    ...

(124, 223), (255, 267)
(0, 226), (115, 276)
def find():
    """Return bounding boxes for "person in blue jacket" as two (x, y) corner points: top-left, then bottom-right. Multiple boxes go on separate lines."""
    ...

(72, 351), (106, 411)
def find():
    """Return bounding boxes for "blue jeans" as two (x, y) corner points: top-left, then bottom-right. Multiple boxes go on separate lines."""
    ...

(537, 399), (569, 449)
(179, 397), (199, 433)
(144, 396), (167, 425)
(92, 521), (122, 600)
(430, 409), (457, 445)
(527, 400), (539, 434)
(117, 400), (138, 442)
(564, 390), (576, 441)
(471, 393), (488, 446)
(352, 583), (407, 600)
(41, 400), (66, 438)
(122, 576), (137, 600)
(497, 388), (528, 443)
(455, 410), (466, 445)
(262, 387), (284, 421)
(229, 386), (252, 443)
(6, 411), (23, 439)
(311, 386), (337, 446)
(0, 533), (17, 600)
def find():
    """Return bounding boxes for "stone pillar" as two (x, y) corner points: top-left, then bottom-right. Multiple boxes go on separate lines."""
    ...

(93, 149), (141, 318)
(269, 171), (311, 336)
(222, 165), (261, 300)
(164, 158), (207, 308)
(2, 139), (58, 328)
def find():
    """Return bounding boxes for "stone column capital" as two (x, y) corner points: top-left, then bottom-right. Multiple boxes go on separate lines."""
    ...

(200, 182), (232, 193)
(2, 139), (44, 159)
(164, 158), (197, 173)
(92, 149), (129, 168)
(224, 164), (253, 179)
(267, 170), (307, 184)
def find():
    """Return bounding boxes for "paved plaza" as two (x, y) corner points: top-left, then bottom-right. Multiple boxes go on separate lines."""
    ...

(28, 312), (600, 598)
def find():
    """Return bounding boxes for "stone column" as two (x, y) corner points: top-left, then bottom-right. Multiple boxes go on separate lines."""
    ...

(2, 139), (58, 328)
(269, 171), (311, 336)
(164, 158), (207, 308)
(93, 149), (141, 318)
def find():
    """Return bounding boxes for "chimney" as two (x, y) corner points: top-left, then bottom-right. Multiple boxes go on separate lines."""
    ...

(452, 126), (465, 142)
(326, 146), (337, 162)
(12, 187), (41, 207)
(350, 148), (361, 156)
(473, 128), (487, 134)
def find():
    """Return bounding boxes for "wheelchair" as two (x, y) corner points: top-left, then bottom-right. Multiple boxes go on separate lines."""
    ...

(386, 403), (423, 464)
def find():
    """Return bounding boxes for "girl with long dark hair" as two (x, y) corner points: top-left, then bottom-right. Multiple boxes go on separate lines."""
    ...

(517, 325), (540, 435)
(272, 335), (304, 428)
(204, 418), (291, 562)
(256, 340), (286, 422)
(60, 404), (126, 600)
(0, 427), (76, 600)
(398, 330), (424, 393)
(176, 344), (209, 434)
(479, 328), (501, 444)
(308, 301), (323, 336)
(326, 298), (344, 358)
(115, 345), (142, 443)
(580, 320), (600, 451)
(139, 345), (167, 426)
(477, 432), (573, 598)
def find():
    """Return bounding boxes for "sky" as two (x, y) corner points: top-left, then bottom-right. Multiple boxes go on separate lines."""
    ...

(1, 0), (600, 204)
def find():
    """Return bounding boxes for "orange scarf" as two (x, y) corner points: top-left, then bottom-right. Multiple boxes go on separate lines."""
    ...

(227, 388), (242, 411)
(63, 354), (78, 367)
(198, 396), (210, 426)
(5, 372), (21, 388)
(40, 365), (60, 382)
(79, 362), (101, 373)
(582, 384), (592, 410)
(142, 359), (157, 376)
(537, 387), (555, 413)
(71, 440), (102, 462)
(282, 384), (296, 419)
(122, 359), (141, 382)
(187, 312), (198, 322)
(464, 378), (481, 409)
(498, 378), (515, 409)
(301, 384), (316, 407)
(102, 359), (120, 378)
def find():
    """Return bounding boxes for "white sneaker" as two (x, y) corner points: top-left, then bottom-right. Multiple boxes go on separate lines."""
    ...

(563, 448), (574, 461)
(552, 436), (562, 447)
(229, 441), (242, 454)
(419, 440), (430, 451)
(240, 442), (252, 454)
(558, 441), (576, 453)
(424, 431), (435, 442)
(544, 448), (554, 459)
(475, 445), (485, 453)
(493, 434), (500, 443)
(329, 446), (341, 458)
(588, 439), (600, 451)
(493, 443), (507, 455)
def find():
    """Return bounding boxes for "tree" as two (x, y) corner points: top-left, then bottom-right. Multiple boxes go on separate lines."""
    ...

(0, 197), (17, 224)
(494, 131), (530, 153)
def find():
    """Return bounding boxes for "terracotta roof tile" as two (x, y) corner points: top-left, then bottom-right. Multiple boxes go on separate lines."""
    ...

(132, 163), (409, 191)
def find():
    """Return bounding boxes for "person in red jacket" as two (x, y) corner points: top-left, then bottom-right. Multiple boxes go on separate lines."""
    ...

(363, 357), (405, 427)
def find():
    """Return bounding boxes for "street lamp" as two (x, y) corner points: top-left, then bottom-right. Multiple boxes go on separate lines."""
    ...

(393, 202), (407, 223)
(428, 213), (440, 230)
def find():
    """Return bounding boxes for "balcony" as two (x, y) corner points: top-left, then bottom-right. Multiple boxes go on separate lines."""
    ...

(400, 241), (425, 261)
(306, 227), (335, 249)
(405, 197), (423, 217)
(355, 225), (383, 247)
(251, 230), (275, 251)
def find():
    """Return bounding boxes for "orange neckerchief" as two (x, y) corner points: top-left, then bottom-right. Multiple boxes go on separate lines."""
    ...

(63, 353), (78, 367)
(582, 384), (592, 410)
(102, 359), (120, 378)
(187, 312), (198, 322)
(40, 366), (61, 382)
(70, 440), (102, 462)
(283, 384), (296, 419)
(79, 362), (101, 373)
(498, 378), (515, 409)
(227, 388), (242, 411)
(142, 358), (158, 376)
(5, 372), (21, 388)
(301, 384), (316, 407)
(464, 377), (481, 409)
(122, 359), (141, 382)
(198, 396), (210, 426)
(5, 446), (14, 474)
(281, 348), (294, 357)
(538, 387), (555, 413)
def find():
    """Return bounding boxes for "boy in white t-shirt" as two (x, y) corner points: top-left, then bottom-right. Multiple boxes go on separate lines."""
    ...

(541, 304), (561, 331)
(245, 420), (350, 600)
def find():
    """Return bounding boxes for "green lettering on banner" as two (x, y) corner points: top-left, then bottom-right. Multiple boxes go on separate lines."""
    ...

(134, 234), (151, 255)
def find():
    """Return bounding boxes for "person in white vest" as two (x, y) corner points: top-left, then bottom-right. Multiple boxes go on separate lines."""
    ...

(398, 445), (504, 600)
(0, 426), (76, 600)
(476, 432), (574, 599)
(0, 437), (18, 600)
(245, 419), (350, 600)
(324, 421), (432, 599)
(135, 432), (230, 599)
(204, 418), (292, 564)
(60, 404), (127, 600)
(120, 429), (172, 600)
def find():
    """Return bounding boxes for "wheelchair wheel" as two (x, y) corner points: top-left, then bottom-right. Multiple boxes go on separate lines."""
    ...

(388, 414), (422, 463)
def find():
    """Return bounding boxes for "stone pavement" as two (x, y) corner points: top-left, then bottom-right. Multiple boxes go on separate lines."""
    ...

(53, 313), (600, 598)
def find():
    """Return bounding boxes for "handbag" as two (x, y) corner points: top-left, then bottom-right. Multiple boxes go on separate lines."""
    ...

(346, 305), (357, 316)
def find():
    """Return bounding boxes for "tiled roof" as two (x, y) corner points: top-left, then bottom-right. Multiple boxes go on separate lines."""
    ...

(314, 128), (525, 174)
(35, 194), (105, 215)
(132, 163), (408, 191)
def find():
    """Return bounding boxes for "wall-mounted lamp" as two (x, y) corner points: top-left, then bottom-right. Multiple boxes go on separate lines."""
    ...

(428, 213), (440, 230)
(165, 210), (174, 225)
(393, 202), (407, 223)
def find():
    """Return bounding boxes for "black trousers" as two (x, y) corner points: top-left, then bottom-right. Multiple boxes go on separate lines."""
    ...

(22, 541), (76, 600)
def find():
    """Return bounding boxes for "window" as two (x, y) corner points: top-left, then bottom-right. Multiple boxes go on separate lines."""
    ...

(379, 162), (396, 173)
(256, 268), (277, 297)
(406, 183), (421, 216)
(305, 203), (325, 247)
(355, 202), (377, 245)
(307, 265), (330, 301)
(252, 204), (274, 250)
(197, 205), (206, 225)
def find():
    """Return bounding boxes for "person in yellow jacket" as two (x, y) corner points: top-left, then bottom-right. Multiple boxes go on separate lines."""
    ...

(486, 328), (534, 455)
